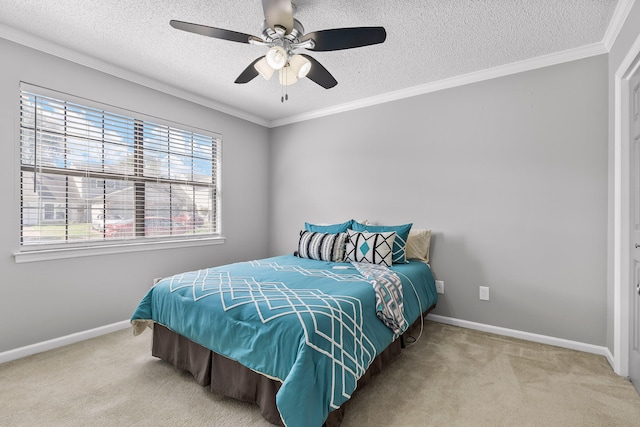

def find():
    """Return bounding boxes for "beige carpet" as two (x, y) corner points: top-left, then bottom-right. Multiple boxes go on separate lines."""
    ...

(1, 321), (640, 426)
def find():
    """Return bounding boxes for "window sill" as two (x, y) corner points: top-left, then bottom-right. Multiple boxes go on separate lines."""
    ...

(14, 236), (226, 263)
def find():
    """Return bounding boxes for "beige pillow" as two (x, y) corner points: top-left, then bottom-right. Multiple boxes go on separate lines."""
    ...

(406, 229), (431, 263)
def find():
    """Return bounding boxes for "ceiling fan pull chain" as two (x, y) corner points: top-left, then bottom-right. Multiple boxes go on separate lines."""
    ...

(281, 67), (289, 102)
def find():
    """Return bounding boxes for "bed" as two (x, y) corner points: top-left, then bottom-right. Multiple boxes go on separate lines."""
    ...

(131, 223), (437, 427)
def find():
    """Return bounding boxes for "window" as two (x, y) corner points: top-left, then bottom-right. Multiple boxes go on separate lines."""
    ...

(19, 84), (221, 253)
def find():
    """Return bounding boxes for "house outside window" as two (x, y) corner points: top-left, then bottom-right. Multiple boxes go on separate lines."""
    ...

(18, 84), (222, 253)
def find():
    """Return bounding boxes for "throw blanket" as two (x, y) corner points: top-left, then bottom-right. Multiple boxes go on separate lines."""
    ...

(352, 262), (408, 337)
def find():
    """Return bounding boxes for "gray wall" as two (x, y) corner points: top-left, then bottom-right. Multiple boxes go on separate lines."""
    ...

(269, 55), (608, 346)
(606, 2), (640, 355)
(0, 29), (614, 354)
(0, 38), (270, 353)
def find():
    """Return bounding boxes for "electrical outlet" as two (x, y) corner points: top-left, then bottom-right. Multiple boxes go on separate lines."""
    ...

(479, 286), (490, 301)
(435, 280), (444, 294)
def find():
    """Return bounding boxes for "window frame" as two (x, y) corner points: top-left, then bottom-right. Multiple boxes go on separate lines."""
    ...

(14, 83), (224, 263)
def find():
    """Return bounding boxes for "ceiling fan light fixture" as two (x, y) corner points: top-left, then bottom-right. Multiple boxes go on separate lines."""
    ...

(279, 67), (297, 86)
(254, 57), (275, 80)
(266, 46), (287, 70)
(289, 54), (311, 79)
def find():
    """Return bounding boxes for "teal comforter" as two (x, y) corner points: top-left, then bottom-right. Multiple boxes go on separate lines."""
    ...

(131, 255), (437, 427)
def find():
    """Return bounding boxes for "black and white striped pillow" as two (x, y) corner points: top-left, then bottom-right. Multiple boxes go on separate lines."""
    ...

(297, 230), (347, 262)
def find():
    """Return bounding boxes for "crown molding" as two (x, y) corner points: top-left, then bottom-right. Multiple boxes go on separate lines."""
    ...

(270, 0), (632, 128)
(603, 0), (636, 51)
(269, 42), (608, 128)
(0, 23), (270, 128)
(0, 6), (624, 131)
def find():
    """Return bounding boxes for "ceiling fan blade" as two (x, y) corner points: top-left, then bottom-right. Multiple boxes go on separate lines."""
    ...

(300, 55), (337, 89)
(170, 20), (255, 44)
(302, 27), (387, 51)
(234, 57), (264, 84)
(262, 0), (294, 33)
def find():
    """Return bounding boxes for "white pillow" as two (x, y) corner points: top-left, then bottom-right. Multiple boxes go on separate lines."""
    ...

(406, 229), (432, 263)
(345, 229), (396, 267)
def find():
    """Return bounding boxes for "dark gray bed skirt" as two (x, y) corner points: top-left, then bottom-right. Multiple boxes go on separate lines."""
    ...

(151, 310), (431, 426)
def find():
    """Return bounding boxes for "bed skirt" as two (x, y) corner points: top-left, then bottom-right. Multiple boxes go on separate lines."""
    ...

(151, 309), (431, 426)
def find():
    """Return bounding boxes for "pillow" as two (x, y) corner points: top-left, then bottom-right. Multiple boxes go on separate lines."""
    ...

(297, 230), (348, 262)
(345, 229), (396, 267)
(304, 219), (354, 234)
(351, 222), (412, 264)
(406, 229), (432, 263)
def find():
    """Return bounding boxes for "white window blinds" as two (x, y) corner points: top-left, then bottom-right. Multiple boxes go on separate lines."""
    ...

(19, 85), (221, 248)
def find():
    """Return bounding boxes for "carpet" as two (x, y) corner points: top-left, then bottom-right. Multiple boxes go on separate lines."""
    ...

(1, 321), (639, 426)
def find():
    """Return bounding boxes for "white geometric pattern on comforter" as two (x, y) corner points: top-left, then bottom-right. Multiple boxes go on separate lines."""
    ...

(166, 260), (377, 408)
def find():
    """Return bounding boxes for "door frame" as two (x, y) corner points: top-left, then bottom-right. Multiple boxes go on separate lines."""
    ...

(614, 32), (640, 377)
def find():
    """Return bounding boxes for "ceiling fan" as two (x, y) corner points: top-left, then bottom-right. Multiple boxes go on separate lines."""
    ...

(169, 0), (386, 92)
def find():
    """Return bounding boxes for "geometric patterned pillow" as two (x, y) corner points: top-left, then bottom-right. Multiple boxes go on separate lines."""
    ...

(297, 230), (348, 262)
(351, 222), (412, 264)
(345, 229), (396, 267)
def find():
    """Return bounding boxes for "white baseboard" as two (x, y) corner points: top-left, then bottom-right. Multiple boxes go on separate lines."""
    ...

(427, 314), (615, 369)
(604, 347), (615, 371)
(1, 315), (619, 374)
(0, 320), (130, 364)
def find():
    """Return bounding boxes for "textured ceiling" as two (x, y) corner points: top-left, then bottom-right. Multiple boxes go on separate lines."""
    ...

(0, 1), (621, 126)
